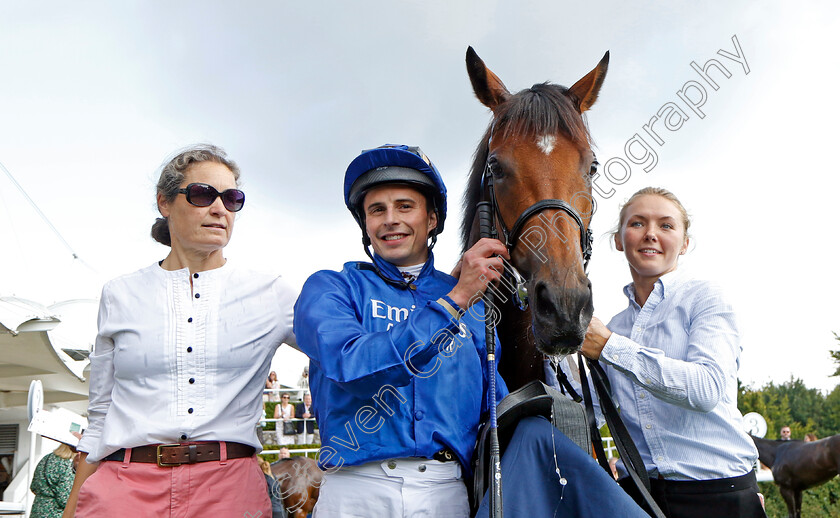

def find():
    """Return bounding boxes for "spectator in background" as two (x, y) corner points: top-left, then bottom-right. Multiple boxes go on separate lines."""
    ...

(804, 433), (818, 442)
(297, 366), (309, 399)
(780, 426), (792, 441)
(295, 393), (315, 445)
(274, 394), (296, 445)
(278, 447), (291, 460)
(0, 458), (12, 498)
(258, 458), (287, 518)
(265, 371), (281, 403)
(31, 442), (76, 518)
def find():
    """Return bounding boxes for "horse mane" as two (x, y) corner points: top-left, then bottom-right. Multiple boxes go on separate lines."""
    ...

(460, 83), (593, 251)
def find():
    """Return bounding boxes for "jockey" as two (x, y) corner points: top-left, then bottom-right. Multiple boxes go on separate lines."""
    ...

(294, 144), (509, 517)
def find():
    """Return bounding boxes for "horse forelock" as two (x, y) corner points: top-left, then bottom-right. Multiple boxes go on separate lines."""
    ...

(496, 83), (591, 145)
(460, 83), (592, 252)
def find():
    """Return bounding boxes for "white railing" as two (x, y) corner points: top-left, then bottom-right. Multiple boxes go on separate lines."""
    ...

(260, 417), (315, 425)
(263, 439), (617, 461)
(260, 388), (316, 435)
(754, 459), (774, 482)
(260, 447), (319, 457)
(263, 388), (307, 400)
(601, 436), (617, 458)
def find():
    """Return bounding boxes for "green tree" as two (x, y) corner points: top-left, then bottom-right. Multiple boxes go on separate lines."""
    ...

(821, 385), (840, 437)
(831, 331), (840, 377)
(737, 369), (840, 516)
(774, 377), (825, 435)
(739, 381), (794, 439)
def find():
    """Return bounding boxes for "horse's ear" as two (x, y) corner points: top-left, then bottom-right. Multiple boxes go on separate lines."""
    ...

(568, 51), (610, 113)
(466, 46), (510, 110)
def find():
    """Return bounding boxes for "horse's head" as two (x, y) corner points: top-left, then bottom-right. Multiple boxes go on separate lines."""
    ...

(462, 47), (608, 357)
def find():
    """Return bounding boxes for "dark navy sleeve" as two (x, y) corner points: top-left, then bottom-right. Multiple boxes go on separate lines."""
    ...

(294, 270), (462, 398)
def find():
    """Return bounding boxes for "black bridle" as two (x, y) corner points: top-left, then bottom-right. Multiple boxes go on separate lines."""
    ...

(484, 157), (593, 263)
(479, 152), (594, 311)
(474, 139), (596, 518)
(479, 151), (666, 518)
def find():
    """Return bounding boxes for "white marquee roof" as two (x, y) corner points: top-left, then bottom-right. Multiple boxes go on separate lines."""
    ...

(0, 297), (93, 417)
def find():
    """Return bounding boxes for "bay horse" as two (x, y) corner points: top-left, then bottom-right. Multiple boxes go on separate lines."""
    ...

(752, 435), (840, 518)
(270, 456), (323, 518)
(461, 46), (608, 391)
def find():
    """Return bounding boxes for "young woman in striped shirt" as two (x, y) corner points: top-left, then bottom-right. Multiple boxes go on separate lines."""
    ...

(581, 187), (765, 518)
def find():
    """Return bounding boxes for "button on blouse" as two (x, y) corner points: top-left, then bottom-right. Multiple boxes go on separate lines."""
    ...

(78, 262), (297, 462)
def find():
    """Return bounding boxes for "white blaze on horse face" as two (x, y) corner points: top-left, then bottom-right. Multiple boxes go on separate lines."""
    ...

(536, 135), (556, 155)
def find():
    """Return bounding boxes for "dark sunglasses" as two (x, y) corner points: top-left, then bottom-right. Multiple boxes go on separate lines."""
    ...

(178, 183), (245, 212)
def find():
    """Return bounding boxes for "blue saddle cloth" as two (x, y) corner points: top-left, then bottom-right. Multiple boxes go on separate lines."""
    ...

(476, 416), (648, 518)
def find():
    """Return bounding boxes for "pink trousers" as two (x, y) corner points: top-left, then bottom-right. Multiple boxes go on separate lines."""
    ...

(76, 445), (270, 518)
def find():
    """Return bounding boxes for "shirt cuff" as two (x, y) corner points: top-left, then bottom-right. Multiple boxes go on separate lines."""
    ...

(600, 332), (633, 367)
(436, 296), (464, 320)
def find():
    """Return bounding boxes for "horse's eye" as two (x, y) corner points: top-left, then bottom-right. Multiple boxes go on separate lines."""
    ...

(488, 157), (505, 178)
(589, 159), (599, 176)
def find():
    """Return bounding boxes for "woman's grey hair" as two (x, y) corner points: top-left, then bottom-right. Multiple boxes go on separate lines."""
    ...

(151, 144), (241, 246)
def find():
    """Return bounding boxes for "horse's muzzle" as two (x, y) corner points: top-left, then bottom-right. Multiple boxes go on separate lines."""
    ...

(530, 280), (593, 356)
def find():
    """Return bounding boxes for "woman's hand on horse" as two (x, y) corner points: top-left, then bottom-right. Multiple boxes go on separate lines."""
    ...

(581, 316), (612, 360)
(447, 238), (509, 309)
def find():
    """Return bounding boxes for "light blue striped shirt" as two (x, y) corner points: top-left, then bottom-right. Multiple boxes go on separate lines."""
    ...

(599, 268), (758, 481)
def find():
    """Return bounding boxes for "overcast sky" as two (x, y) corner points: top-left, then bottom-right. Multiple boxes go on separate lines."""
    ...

(1, 1), (838, 392)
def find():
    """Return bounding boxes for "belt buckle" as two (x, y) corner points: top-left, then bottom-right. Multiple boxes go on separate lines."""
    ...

(156, 443), (183, 467)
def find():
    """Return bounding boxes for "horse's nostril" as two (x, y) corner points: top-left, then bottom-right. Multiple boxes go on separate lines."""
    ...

(533, 282), (558, 319)
(532, 280), (593, 333)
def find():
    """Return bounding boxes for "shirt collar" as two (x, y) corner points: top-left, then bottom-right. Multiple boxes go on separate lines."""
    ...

(659, 266), (689, 296)
(622, 266), (689, 302)
(155, 259), (231, 278)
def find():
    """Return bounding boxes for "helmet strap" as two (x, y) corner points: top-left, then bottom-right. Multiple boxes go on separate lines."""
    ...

(428, 232), (438, 251)
(361, 237), (410, 289)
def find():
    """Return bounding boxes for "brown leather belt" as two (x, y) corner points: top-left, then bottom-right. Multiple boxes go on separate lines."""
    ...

(103, 442), (255, 467)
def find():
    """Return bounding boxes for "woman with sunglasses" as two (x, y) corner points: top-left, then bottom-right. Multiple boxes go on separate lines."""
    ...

(63, 144), (296, 517)
(273, 393), (296, 445)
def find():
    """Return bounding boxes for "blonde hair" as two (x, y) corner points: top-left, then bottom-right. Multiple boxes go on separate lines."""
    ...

(54, 443), (75, 460)
(612, 186), (691, 240)
(258, 457), (273, 476)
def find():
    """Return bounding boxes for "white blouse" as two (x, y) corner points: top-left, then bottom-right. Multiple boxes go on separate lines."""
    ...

(77, 262), (296, 462)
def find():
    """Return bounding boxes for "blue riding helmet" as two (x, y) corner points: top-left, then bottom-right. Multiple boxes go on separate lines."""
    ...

(344, 144), (447, 237)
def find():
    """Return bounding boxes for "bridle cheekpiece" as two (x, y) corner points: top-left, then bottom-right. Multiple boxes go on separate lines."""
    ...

(479, 132), (594, 310)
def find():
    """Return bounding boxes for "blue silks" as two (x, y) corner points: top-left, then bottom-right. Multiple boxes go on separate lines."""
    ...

(476, 416), (649, 518)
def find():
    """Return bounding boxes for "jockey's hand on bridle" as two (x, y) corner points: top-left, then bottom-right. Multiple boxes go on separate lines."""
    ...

(447, 238), (509, 309)
(581, 316), (612, 360)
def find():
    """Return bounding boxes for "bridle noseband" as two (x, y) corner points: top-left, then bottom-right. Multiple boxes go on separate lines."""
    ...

(480, 147), (594, 309)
